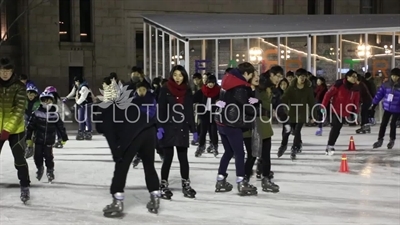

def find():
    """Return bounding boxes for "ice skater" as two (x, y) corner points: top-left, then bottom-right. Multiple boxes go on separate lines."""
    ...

(96, 81), (161, 217)
(26, 91), (68, 183)
(370, 68), (400, 149)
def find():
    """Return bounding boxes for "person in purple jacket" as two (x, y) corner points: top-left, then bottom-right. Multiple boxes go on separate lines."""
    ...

(370, 68), (400, 149)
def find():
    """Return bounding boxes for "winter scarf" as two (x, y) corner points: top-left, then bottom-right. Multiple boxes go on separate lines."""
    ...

(201, 85), (220, 98)
(167, 79), (187, 104)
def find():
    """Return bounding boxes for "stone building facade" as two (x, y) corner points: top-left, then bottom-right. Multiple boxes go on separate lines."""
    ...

(0, 0), (399, 95)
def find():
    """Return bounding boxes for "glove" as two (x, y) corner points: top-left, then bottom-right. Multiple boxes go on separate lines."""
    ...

(192, 132), (199, 142)
(26, 140), (33, 147)
(320, 108), (326, 114)
(0, 130), (10, 141)
(157, 128), (164, 140)
(216, 100), (226, 108)
(248, 97), (259, 104)
(284, 124), (291, 134)
(25, 146), (34, 159)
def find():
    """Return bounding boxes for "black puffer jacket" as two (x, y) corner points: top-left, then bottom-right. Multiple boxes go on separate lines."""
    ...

(26, 105), (68, 145)
(157, 85), (196, 148)
(96, 91), (157, 160)
(215, 69), (260, 129)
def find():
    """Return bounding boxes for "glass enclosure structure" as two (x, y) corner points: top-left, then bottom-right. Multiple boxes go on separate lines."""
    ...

(142, 14), (400, 121)
(142, 14), (399, 82)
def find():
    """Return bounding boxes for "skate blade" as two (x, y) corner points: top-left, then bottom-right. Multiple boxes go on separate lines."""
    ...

(161, 196), (172, 200)
(183, 195), (196, 199)
(263, 189), (279, 193)
(148, 208), (158, 214)
(215, 189), (232, 193)
(239, 191), (258, 196)
(103, 212), (125, 218)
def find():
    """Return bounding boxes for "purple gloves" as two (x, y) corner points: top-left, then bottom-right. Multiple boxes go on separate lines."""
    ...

(248, 97), (259, 104)
(192, 132), (198, 142)
(157, 128), (164, 140)
(216, 100), (226, 108)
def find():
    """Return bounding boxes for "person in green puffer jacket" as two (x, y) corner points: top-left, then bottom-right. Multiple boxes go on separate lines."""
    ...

(0, 58), (31, 202)
(281, 68), (315, 160)
(243, 66), (287, 193)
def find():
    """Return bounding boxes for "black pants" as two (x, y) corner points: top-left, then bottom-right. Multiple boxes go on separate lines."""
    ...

(281, 123), (303, 147)
(360, 103), (371, 126)
(110, 127), (160, 194)
(198, 114), (218, 146)
(34, 144), (54, 170)
(244, 137), (272, 179)
(327, 115), (344, 146)
(161, 146), (189, 181)
(0, 132), (30, 187)
(378, 110), (400, 140)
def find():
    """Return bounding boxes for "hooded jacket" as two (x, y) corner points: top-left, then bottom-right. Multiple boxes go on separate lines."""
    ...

(322, 78), (360, 117)
(215, 69), (259, 129)
(26, 97), (40, 118)
(372, 78), (400, 113)
(281, 77), (315, 123)
(26, 105), (68, 145)
(0, 74), (26, 134)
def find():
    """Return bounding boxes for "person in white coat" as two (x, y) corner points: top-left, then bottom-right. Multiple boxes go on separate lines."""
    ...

(65, 76), (93, 140)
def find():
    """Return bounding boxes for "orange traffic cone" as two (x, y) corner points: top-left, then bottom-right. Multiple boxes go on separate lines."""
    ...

(348, 136), (356, 151)
(339, 154), (349, 173)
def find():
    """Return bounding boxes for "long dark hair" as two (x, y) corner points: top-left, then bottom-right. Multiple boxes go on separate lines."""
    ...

(169, 65), (189, 85)
(278, 78), (289, 91)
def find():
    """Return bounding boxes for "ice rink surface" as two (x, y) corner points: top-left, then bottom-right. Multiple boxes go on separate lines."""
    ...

(0, 126), (399, 225)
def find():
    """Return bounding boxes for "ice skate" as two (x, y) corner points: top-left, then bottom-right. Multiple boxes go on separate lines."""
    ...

(54, 140), (63, 148)
(194, 145), (205, 157)
(147, 191), (160, 214)
(315, 128), (322, 136)
(84, 131), (92, 140)
(47, 169), (55, 183)
(237, 179), (257, 196)
(373, 139), (383, 149)
(20, 186), (30, 204)
(261, 177), (279, 193)
(290, 146), (297, 160)
(325, 146), (335, 156)
(206, 145), (214, 153)
(298, 142), (303, 153)
(25, 146), (34, 159)
(36, 166), (44, 181)
(356, 125), (371, 134)
(215, 175), (233, 192)
(132, 155), (141, 168)
(268, 171), (274, 179)
(103, 193), (124, 218)
(191, 140), (198, 146)
(277, 145), (287, 158)
(212, 145), (219, 157)
(76, 131), (84, 140)
(182, 179), (196, 198)
(160, 180), (173, 200)
(387, 139), (395, 149)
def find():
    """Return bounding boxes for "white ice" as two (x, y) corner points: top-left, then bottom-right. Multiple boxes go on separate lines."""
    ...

(0, 126), (399, 225)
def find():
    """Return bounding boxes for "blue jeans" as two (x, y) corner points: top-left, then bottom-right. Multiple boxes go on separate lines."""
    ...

(77, 104), (92, 132)
(217, 125), (245, 177)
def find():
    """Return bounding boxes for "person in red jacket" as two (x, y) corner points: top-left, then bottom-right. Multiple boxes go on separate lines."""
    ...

(321, 70), (360, 155)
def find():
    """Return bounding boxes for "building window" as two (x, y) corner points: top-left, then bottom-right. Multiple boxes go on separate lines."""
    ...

(324, 0), (332, 14)
(308, 0), (316, 14)
(0, 4), (7, 40)
(59, 0), (71, 42)
(360, 0), (377, 14)
(80, 0), (92, 42)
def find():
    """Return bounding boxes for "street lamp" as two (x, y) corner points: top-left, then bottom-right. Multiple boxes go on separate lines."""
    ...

(357, 44), (371, 58)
